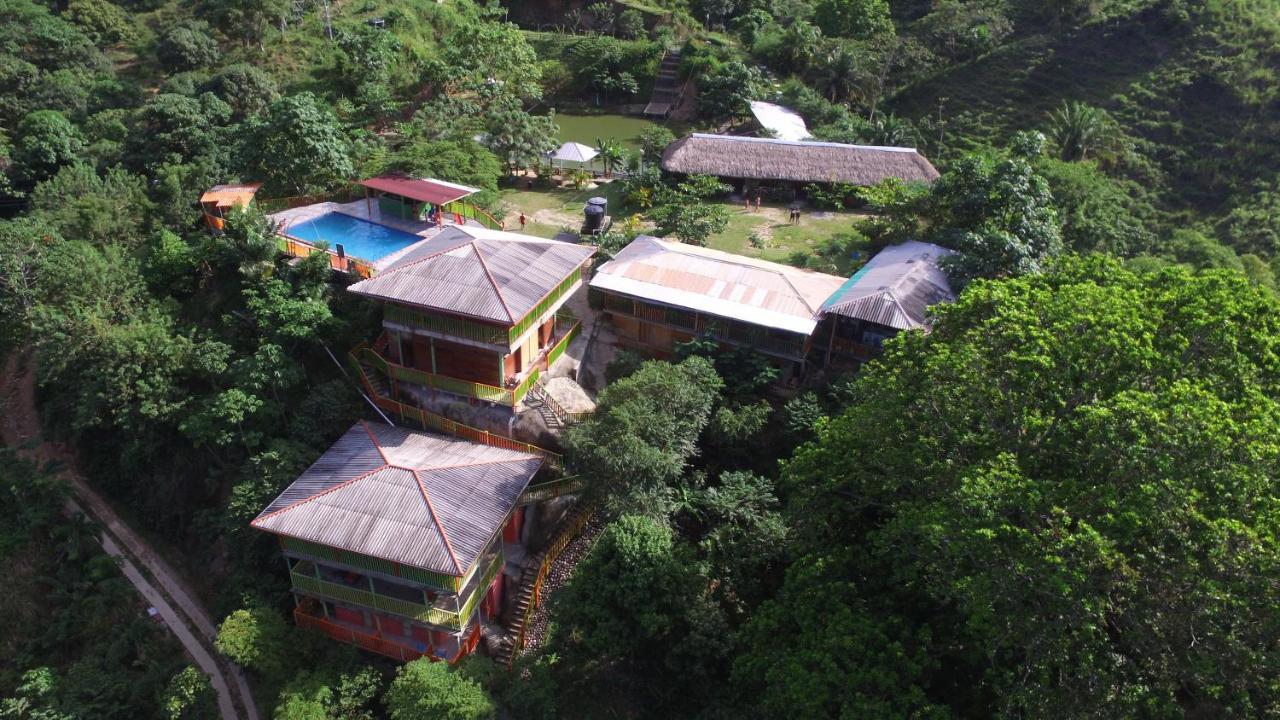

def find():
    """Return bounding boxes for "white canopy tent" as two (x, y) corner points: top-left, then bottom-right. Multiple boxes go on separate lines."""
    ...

(546, 141), (599, 173)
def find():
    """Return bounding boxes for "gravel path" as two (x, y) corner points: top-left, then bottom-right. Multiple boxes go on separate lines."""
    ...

(516, 514), (606, 657)
(1, 353), (260, 720)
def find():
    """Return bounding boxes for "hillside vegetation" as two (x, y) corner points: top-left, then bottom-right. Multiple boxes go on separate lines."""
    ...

(1, 0), (1278, 718)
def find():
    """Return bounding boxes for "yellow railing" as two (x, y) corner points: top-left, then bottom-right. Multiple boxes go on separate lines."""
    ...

(349, 345), (562, 465)
(276, 234), (376, 278)
(518, 475), (585, 505)
(509, 268), (582, 345)
(512, 368), (541, 406)
(510, 507), (594, 666)
(440, 200), (505, 231)
(290, 571), (462, 627)
(383, 305), (509, 347)
(546, 316), (582, 368)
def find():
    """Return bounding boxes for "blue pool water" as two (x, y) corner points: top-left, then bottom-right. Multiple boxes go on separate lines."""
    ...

(287, 212), (424, 262)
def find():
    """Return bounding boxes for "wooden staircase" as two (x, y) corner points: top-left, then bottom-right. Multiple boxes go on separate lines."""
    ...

(492, 506), (595, 667)
(523, 381), (567, 429)
(643, 51), (683, 118)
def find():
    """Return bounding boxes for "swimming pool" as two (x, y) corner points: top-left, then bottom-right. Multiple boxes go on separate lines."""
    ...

(286, 212), (424, 262)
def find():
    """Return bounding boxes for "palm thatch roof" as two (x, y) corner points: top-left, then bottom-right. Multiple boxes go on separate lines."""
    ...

(661, 134), (939, 185)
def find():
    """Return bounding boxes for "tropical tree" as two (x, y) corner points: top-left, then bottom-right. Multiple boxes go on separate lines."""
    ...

(697, 61), (764, 124)
(638, 125), (676, 165)
(239, 93), (353, 196)
(484, 109), (558, 174)
(383, 660), (494, 720)
(596, 138), (625, 177)
(563, 356), (723, 517)
(648, 175), (733, 246)
(1045, 100), (1121, 162)
(155, 20), (221, 71)
(813, 0), (893, 38)
(926, 138), (1063, 283)
(746, 256), (1280, 718)
(11, 109), (83, 188)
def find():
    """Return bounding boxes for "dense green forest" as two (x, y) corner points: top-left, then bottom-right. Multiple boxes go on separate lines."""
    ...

(1, 0), (1278, 717)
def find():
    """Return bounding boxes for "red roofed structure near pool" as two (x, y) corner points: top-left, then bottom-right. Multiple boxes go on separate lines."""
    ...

(359, 174), (480, 206)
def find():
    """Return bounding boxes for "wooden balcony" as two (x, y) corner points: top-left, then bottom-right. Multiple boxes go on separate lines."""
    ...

(294, 609), (429, 663)
(289, 552), (503, 631)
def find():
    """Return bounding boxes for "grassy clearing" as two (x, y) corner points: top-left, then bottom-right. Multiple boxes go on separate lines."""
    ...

(497, 180), (628, 237)
(706, 205), (863, 263)
(498, 180), (863, 263)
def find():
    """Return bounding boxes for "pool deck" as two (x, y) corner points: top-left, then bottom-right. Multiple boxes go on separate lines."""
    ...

(269, 200), (461, 270)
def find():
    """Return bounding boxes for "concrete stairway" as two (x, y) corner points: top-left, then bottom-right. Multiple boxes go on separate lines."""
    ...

(643, 51), (683, 118)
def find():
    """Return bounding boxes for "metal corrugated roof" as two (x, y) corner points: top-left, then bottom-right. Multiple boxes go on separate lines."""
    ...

(749, 101), (810, 141)
(359, 175), (479, 206)
(589, 236), (846, 335)
(251, 422), (542, 577)
(347, 227), (595, 324)
(199, 182), (261, 208)
(820, 241), (956, 330)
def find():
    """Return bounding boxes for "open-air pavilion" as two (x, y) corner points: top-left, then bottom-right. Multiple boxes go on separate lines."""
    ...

(359, 174), (501, 228)
(545, 142), (599, 175)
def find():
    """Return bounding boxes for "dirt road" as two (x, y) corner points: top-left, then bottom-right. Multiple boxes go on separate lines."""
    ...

(0, 354), (260, 720)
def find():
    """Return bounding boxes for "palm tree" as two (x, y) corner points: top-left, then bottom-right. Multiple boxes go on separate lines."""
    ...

(817, 42), (864, 103)
(867, 114), (918, 147)
(597, 139), (626, 178)
(1046, 100), (1118, 162)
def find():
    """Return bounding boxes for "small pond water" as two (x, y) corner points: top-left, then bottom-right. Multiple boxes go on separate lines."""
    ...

(555, 113), (682, 152)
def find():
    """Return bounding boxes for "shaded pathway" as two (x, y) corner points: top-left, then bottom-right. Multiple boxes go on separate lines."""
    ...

(0, 353), (260, 720)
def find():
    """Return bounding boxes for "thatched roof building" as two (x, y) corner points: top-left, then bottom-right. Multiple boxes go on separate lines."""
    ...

(660, 134), (939, 186)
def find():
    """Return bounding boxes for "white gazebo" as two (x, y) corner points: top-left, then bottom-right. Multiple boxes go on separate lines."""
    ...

(546, 141), (599, 173)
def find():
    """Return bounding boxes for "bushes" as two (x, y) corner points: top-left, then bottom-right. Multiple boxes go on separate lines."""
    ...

(156, 20), (221, 72)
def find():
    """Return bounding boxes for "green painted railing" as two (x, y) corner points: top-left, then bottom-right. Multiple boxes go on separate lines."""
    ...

(508, 268), (582, 345)
(512, 368), (541, 406)
(457, 553), (503, 626)
(280, 536), (458, 590)
(440, 200), (505, 231)
(547, 316), (582, 367)
(290, 571), (461, 627)
(389, 362), (511, 404)
(384, 305), (508, 347)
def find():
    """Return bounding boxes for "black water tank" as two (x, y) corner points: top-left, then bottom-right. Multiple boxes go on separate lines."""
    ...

(587, 196), (608, 215)
(583, 203), (605, 232)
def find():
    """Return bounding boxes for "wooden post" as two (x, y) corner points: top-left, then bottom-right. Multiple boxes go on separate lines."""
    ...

(824, 316), (837, 369)
(365, 187), (372, 215)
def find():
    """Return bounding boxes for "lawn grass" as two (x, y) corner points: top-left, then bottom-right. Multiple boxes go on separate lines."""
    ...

(499, 181), (864, 260)
(705, 205), (864, 263)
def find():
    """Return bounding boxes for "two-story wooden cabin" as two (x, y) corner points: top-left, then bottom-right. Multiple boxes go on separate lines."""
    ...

(588, 235), (846, 381)
(251, 421), (542, 663)
(347, 226), (596, 409)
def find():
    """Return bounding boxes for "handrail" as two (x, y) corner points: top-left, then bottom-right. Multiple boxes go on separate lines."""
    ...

(294, 609), (428, 663)
(509, 507), (594, 666)
(349, 345), (562, 465)
(290, 571), (462, 627)
(517, 475), (585, 506)
(277, 234), (377, 278)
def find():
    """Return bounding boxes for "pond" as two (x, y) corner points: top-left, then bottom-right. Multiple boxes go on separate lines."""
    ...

(554, 112), (682, 152)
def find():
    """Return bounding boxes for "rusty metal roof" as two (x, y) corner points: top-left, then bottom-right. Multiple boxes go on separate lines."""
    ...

(251, 422), (541, 577)
(347, 226), (595, 324)
(589, 235), (846, 335)
(199, 182), (261, 208)
(821, 241), (955, 330)
(359, 175), (479, 206)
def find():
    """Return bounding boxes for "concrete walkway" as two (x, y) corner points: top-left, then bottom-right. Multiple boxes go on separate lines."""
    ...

(0, 354), (260, 720)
